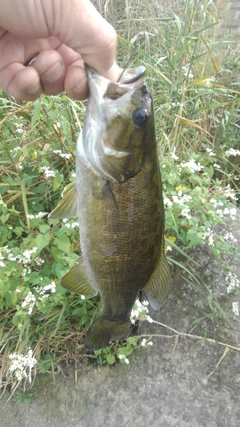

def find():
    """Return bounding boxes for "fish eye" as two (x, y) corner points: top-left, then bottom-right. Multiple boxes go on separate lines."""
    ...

(132, 108), (148, 128)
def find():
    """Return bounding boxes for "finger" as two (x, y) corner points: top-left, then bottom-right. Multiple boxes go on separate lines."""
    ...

(0, 63), (42, 100)
(30, 50), (65, 95)
(64, 63), (88, 100)
(55, 44), (88, 99)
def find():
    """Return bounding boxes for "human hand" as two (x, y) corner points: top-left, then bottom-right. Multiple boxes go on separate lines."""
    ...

(0, 0), (118, 100)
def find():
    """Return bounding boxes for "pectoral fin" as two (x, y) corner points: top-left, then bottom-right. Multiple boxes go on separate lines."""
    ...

(61, 257), (97, 298)
(48, 182), (78, 219)
(142, 244), (171, 310)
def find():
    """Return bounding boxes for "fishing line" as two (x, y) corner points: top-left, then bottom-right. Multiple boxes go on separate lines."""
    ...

(117, 32), (145, 82)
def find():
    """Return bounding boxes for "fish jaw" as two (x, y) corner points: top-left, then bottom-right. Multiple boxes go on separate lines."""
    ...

(78, 65), (153, 183)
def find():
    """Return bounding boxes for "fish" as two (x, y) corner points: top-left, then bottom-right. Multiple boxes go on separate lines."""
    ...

(49, 65), (170, 350)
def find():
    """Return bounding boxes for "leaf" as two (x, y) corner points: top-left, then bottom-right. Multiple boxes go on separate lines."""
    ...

(106, 354), (116, 365)
(54, 234), (71, 254)
(35, 232), (50, 252)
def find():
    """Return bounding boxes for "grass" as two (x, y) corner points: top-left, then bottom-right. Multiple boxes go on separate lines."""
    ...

(0, 0), (239, 396)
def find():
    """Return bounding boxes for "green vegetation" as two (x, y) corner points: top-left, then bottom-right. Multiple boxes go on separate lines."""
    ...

(0, 0), (239, 396)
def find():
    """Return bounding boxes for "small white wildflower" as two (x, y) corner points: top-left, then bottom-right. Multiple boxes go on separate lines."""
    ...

(130, 300), (149, 322)
(141, 338), (147, 347)
(71, 222), (79, 228)
(35, 282), (56, 300)
(146, 315), (153, 323)
(206, 148), (215, 156)
(9, 348), (37, 383)
(27, 214), (35, 219)
(224, 232), (237, 243)
(226, 272), (239, 293)
(232, 302), (239, 316)
(225, 148), (240, 157)
(35, 257), (45, 266)
(222, 207), (237, 220)
(22, 292), (36, 314)
(41, 166), (55, 178)
(164, 197), (173, 208)
(22, 247), (38, 266)
(213, 163), (220, 169)
(203, 227), (215, 246)
(148, 341), (153, 346)
(60, 153), (72, 159)
(53, 150), (72, 159)
(118, 354), (129, 364)
(181, 159), (204, 173)
(81, 295), (86, 300)
(181, 207), (191, 220)
(0, 261), (5, 267)
(223, 185), (237, 200)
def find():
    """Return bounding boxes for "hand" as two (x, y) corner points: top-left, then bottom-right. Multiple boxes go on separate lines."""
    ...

(0, 0), (118, 100)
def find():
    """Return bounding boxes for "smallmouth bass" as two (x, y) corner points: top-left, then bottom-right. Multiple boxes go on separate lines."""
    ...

(49, 66), (170, 350)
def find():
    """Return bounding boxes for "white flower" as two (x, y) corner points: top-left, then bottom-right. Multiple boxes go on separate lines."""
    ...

(225, 148), (240, 157)
(22, 292), (36, 314)
(35, 282), (56, 300)
(53, 150), (72, 159)
(9, 348), (37, 383)
(181, 207), (191, 219)
(202, 227), (215, 246)
(117, 354), (130, 365)
(206, 148), (215, 156)
(224, 232), (237, 243)
(146, 315), (153, 323)
(164, 197), (173, 208)
(226, 272), (239, 293)
(181, 159), (203, 173)
(130, 300), (149, 322)
(232, 302), (239, 316)
(41, 166), (55, 178)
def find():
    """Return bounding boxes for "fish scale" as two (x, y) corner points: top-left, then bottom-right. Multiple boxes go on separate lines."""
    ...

(49, 65), (170, 350)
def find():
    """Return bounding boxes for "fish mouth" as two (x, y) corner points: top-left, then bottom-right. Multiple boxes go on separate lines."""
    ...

(85, 65), (146, 101)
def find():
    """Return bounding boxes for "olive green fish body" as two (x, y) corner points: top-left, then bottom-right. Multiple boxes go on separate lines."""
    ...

(49, 66), (170, 350)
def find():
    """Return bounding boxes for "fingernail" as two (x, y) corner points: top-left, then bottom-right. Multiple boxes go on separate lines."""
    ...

(72, 80), (85, 94)
(28, 81), (40, 94)
(42, 62), (64, 82)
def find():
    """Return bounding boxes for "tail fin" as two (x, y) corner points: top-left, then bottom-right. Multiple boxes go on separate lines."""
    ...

(85, 316), (131, 350)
